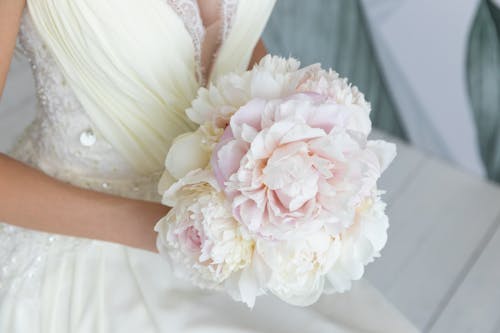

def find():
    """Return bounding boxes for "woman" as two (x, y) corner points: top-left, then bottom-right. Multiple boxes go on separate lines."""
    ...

(0, 0), (418, 332)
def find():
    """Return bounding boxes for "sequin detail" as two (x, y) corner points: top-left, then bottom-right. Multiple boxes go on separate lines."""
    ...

(79, 129), (96, 146)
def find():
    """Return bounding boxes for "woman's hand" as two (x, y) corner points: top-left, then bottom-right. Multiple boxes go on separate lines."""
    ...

(0, 0), (26, 98)
(0, 154), (169, 252)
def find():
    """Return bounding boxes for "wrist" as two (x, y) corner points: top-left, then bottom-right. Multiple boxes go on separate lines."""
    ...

(118, 199), (170, 252)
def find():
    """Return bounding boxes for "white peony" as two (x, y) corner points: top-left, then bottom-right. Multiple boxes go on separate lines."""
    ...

(297, 67), (371, 116)
(158, 123), (224, 194)
(325, 196), (390, 293)
(186, 55), (307, 129)
(257, 231), (340, 306)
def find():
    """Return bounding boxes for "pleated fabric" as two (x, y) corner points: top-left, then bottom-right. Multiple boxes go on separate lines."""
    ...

(27, 0), (275, 174)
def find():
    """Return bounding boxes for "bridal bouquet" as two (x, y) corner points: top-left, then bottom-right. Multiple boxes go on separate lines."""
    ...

(155, 55), (396, 307)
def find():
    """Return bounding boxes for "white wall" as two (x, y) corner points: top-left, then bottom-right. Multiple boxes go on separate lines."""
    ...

(362, 0), (486, 176)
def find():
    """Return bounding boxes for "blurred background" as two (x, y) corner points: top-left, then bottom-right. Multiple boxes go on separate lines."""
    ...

(264, 0), (500, 180)
(2, 1), (500, 332)
(260, 1), (500, 332)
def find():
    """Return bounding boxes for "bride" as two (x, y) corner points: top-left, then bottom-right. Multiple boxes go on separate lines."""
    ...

(0, 0), (418, 332)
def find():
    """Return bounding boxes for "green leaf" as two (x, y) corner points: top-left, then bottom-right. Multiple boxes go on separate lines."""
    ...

(262, 0), (408, 140)
(467, 0), (500, 181)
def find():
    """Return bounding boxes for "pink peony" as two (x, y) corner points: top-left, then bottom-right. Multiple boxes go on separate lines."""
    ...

(155, 170), (254, 289)
(211, 93), (395, 239)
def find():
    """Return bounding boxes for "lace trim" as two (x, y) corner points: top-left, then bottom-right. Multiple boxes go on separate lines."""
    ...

(164, 0), (239, 86)
(165, 0), (206, 85)
(221, 0), (238, 41)
(205, 0), (239, 83)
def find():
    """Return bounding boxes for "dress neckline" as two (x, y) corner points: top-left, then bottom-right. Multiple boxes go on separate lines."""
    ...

(165, 0), (239, 86)
(196, 0), (224, 86)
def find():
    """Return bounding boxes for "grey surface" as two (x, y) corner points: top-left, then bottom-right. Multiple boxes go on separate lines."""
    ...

(0, 54), (36, 153)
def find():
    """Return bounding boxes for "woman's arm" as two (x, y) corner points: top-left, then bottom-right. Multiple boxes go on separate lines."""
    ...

(0, 154), (168, 252)
(0, 0), (25, 98)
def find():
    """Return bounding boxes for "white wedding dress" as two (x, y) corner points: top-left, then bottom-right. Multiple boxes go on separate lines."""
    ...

(0, 1), (419, 332)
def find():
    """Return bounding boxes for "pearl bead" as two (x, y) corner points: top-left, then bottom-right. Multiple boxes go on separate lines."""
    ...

(79, 129), (96, 147)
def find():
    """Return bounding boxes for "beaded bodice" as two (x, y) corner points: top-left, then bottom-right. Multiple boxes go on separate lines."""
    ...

(12, 11), (149, 192)
(0, 0), (239, 296)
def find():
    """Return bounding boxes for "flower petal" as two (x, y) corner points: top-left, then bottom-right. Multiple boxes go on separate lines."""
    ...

(165, 131), (211, 180)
